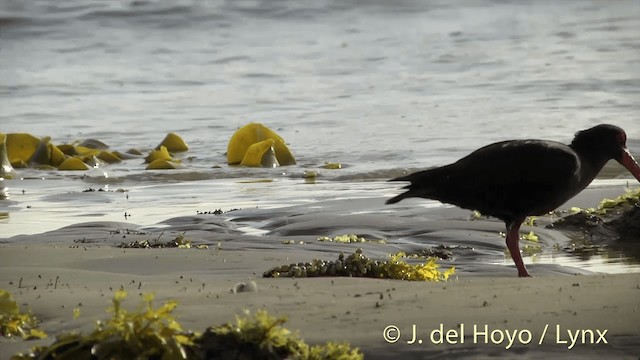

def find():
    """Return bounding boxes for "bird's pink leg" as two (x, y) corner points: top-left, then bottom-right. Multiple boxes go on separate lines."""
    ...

(506, 220), (531, 277)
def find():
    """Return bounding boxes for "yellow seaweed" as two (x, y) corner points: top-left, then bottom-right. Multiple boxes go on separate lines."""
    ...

(0, 134), (17, 179)
(56, 144), (76, 156)
(28, 136), (52, 166)
(227, 122), (295, 166)
(264, 249), (454, 281)
(50, 144), (66, 167)
(144, 146), (172, 164)
(157, 132), (189, 152)
(239, 139), (279, 167)
(597, 187), (640, 212)
(566, 188), (639, 217)
(1, 133), (193, 173)
(521, 231), (539, 242)
(303, 170), (317, 179)
(322, 162), (342, 169)
(27, 138), (66, 167)
(12, 291), (362, 360)
(0, 289), (47, 340)
(317, 234), (386, 244)
(97, 151), (121, 164)
(145, 159), (182, 170)
(208, 309), (364, 359)
(5, 133), (40, 166)
(73, 145), (101, 157)
(83, 156), (106, 168)
(58, 157), (89, 171)
(522, 244), (543, 256)
(10, 160), (28, 169)
(385, 252), (456, 281)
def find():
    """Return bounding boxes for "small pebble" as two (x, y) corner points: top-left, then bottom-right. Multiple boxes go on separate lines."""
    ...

(232, 281), (258, 294)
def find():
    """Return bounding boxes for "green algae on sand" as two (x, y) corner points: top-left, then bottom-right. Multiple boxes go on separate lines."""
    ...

(264, 249), (455, 281)
(0, 289), (47, 341)
(11, 290), (363, 360)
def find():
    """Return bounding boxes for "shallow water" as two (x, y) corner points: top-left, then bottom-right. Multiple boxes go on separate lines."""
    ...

(1, 0), (639, 274)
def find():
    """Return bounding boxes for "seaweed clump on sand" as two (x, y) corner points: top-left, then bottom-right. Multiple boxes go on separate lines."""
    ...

(197, 310), (362, 360)
(317, 234), (386, 244)
(402, 247), (454, 260)
(117, 233), (209, 249)
(263, 249), (455, 281)
(12, 290), (196, 360)
(11, 291), (363, 360)
(548, 187), (640, 242)
(0, 289), (47, 340)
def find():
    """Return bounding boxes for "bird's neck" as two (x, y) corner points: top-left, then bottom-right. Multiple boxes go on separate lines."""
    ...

(571, 144), (610, 187)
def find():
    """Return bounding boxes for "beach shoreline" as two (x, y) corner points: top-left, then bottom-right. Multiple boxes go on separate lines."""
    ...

(1, 238), (638, 359)
(2, 184), (639, 359)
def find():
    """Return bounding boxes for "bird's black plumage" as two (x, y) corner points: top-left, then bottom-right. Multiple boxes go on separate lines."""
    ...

(387, 140), (581, 225)
(386, 124), (640, 277)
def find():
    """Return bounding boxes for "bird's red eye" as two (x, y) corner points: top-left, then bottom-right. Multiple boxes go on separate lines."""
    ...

(616, 132), (626, 146)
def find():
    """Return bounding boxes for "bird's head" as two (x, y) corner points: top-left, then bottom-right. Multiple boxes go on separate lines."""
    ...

(571, 124), (640, 182)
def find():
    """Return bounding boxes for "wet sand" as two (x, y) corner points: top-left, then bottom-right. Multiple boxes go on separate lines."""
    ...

(1, 185), (639, 359)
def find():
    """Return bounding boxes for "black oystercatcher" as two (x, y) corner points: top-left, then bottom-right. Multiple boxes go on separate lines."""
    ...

(386, 124), (640, 277)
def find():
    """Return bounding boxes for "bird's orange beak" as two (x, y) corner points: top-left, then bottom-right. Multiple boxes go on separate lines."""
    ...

(619, 148), (640, 182)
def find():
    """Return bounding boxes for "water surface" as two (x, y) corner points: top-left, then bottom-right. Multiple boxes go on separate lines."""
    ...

(1, 0), (639, 273)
